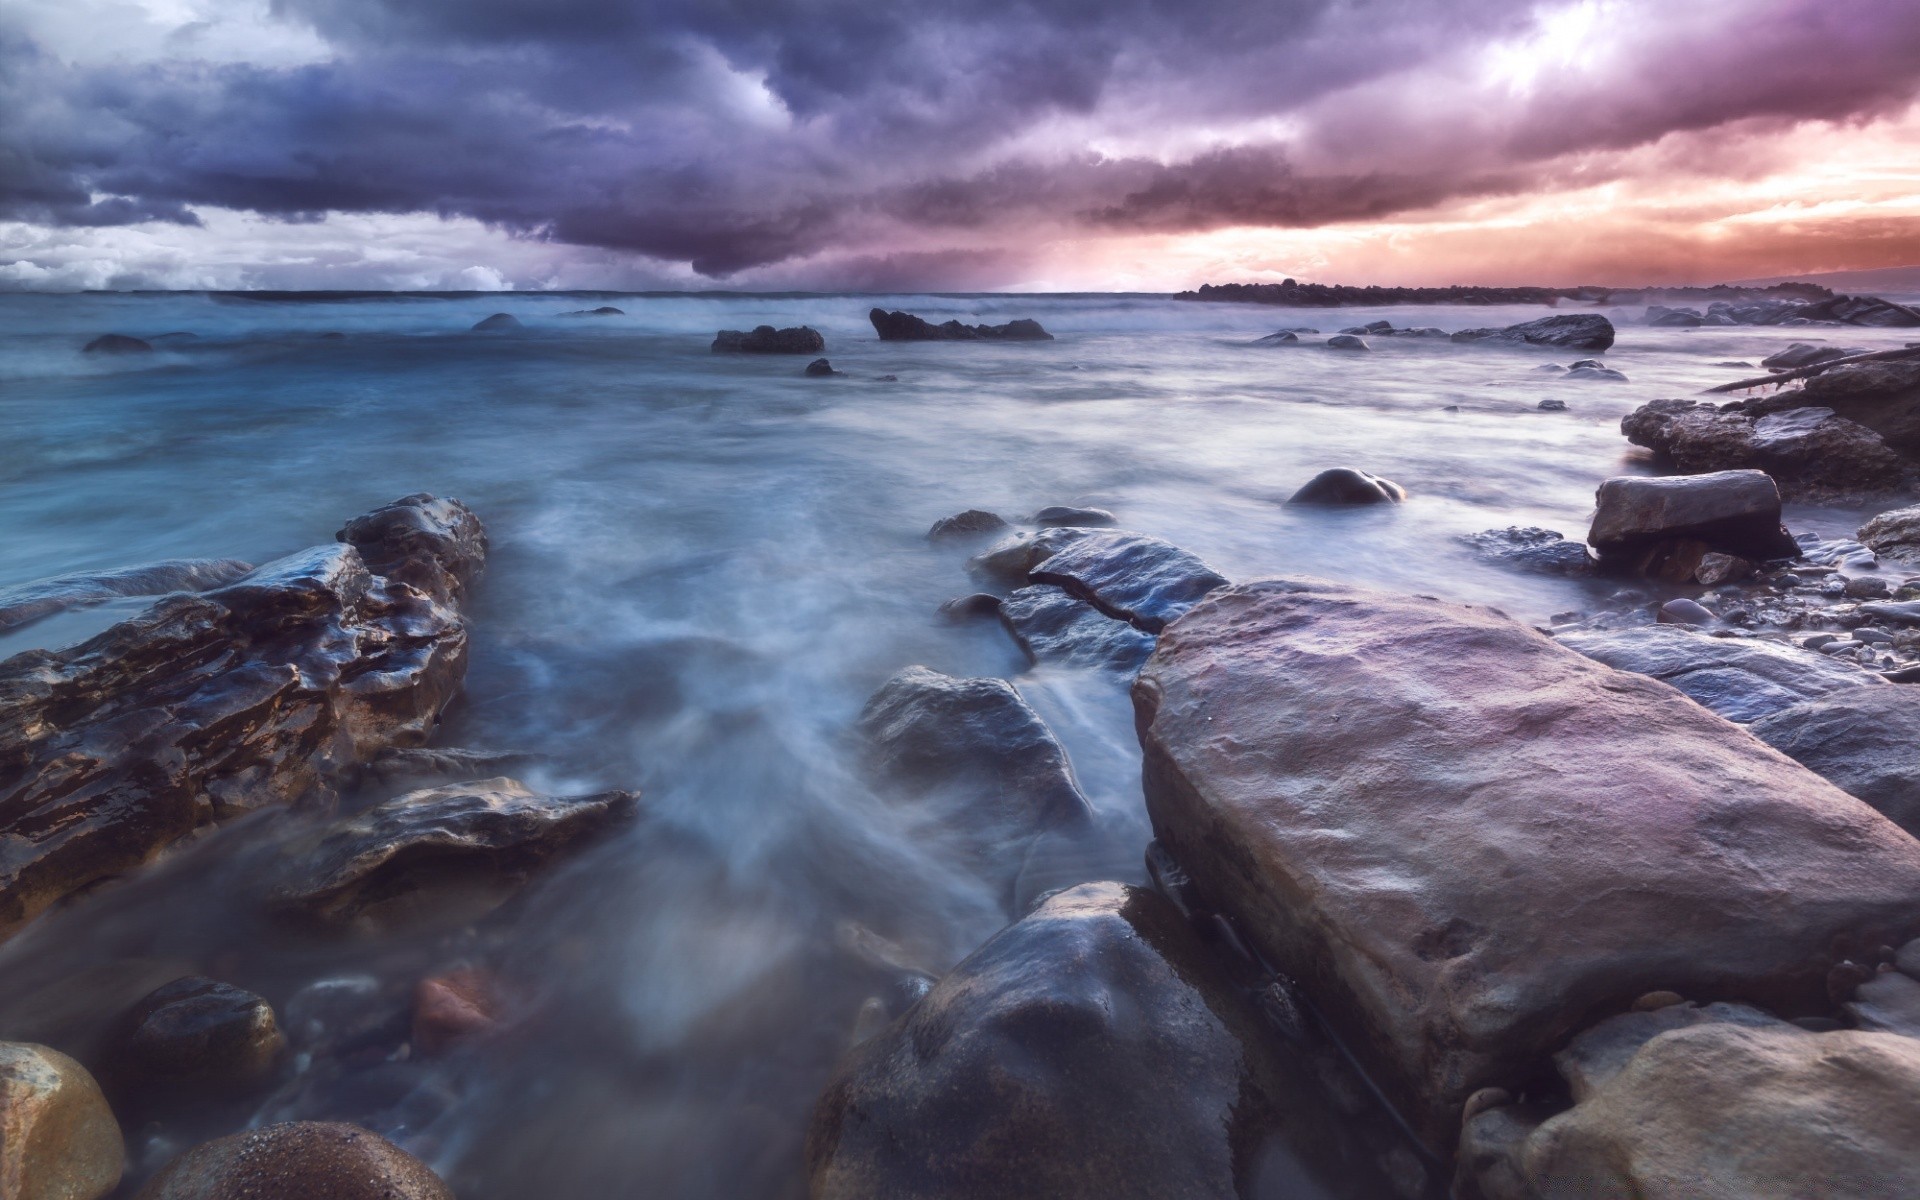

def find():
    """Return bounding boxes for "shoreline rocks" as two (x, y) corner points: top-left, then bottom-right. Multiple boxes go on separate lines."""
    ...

(1554, 624), (1881, 722)
(1452, 314), (1614, 351)
(1587, 470), (1800, 574)
(0, 559), (255, 633)
(711, 326), (825, 354)
(868, 309), (1052, 342)
(1134, 577), (1920, 1150)
(0, 495), (485, 942)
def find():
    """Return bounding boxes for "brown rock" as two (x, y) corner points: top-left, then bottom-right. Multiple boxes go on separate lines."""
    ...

(0, 1042), (123, 1200)
(135, 1121), (450, 1200)
(412, 968), (501, 1054)
(1134, 578), (1920, 1150)
(0, 495), (485, 943)
(112, 977), (284, 1094)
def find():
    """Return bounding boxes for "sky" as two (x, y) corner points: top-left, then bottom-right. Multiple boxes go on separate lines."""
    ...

(2, 0), (1919, 292)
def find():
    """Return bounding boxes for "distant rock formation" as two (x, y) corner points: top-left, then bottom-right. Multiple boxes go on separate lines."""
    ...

(711, 326), (825, 353)
(471, 313), (521, 331)
(868, 309), (1053, 341)
(1452, 314), (1615, 351)
(1177, 279), (1829, 308)
(82, 334), (153, 354)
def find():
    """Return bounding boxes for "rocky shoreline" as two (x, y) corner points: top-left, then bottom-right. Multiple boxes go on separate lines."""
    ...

(9, 302), (1920, 1200)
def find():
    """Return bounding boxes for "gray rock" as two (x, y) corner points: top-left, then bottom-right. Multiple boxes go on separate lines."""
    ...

(710, 325), (825, 354)
(1453, 314), (1615, 350)
(1326, 334), (1370, 350)
(1565, 365), (1627, 382)
(1587, 470), (1799, 567)
(926, 509), (1009, 542)
(82, 333), (153, 354)
(1136, 578), (1920, 1150)
(1761, 342), (1861, 370)
(1846, 969), (1920, 1038)
(1537, 398), (1568, 411)
(0, 558), (255, 633)
(1252, 330), (1299, 345)
(868, 309), (1051, 341)
(804, 357), (836, 376)
(470, 313), (520, 331)
(1658, 598), (1714, 625)
(111, 977), (284, 1094)
(966, 528), (1087, 586)
(1857, 599), (1920, 625)
(271, 778), (636, 931)
(997, 585), (1155, 673)
(1555, 624), (1880, 722)
(1458, 527), (1593, 576)
(1750, 685), (1920, 836)
(1031, 505), (1117, 528)
(1028, 530), (1229, 633)
(1646, 306), (1705, 327)
(1620, 399), (1911, 498)
(1288, 467), (1406, 506)
(1859, 505), (1920, 562)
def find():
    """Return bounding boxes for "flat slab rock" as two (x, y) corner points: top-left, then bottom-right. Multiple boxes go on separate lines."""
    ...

(0, 495), (485, 942)
(807, 882), (1409, 1200)
(271, 777), (636, 931)
(1463, 1004), (1920, 1200)
(1450, 314), (1614, 351)
(997, 585), (1155, 674)
(1750, 685), (1920, 837)
(1555, 624), (1879, 723)
(1026, 529), (1229, 633)
(1587, 470), (1798, 564)
(1133, 578), (1920, 1149)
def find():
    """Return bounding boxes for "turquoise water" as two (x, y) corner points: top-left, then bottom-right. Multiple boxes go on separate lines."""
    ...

(0, 290), (1906, 1195)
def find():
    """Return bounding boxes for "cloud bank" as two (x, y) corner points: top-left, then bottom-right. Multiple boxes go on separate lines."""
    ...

(2, 0), (1918, 288)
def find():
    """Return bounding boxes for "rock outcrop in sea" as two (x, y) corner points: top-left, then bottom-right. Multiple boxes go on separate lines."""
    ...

(711, 325), (825, 353)
(868, 308), (1052, 341)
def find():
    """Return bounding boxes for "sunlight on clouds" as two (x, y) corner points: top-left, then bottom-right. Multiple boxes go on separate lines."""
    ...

(1482, 0), (1616, 96)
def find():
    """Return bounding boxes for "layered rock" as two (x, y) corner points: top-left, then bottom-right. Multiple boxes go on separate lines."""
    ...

(271, 778), (636, 931)
(710, 326), (825, 354)
(868, 309), (1052, 341)
(1133, 578), (1920, 1149)
(0, 1042), (123, 1200)
(1457, 527), (1593, 576)
(1619, 398), (1910, 497)
(0, 495), (485, 941)
(1859, 504), (1920, 561)
(1587, 471), (1799, 571)
(135, 1122), (451, 1200)
(1451, 314), (1614, 351)
(1750, 685), (1920, 836)
(0, 559), (254, 633)
(807, 882), (1409, 1200)
(1460, 1006), (1920, 1200)
(1556, 624), (1879, 722)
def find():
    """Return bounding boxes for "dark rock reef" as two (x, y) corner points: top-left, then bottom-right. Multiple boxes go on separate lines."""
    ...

(0, 494), (485, 942)
(1451, 314), (1615, 351)
(807, 881), (1412, 1200)
(711, 326), (825, 354)
(1133, 577), (1920, 1150)
(0, 559), (255, 633)
(868, 309), (1052, 341)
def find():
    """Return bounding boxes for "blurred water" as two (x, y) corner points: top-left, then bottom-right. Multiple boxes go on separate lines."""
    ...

(0, 290), (1910, 1196)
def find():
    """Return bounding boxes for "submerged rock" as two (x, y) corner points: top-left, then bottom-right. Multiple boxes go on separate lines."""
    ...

(807, 882), (1409, 1200)
(1556, 624), (1880, 722)
(1027, 530), (1228, 633)
(81, 334), (153, 355)
(110, 977), (284, 1095)
(965, 528), (1086, 587)
(1134, 577), (1920, 1149)
(1587, 470), (1798, 569)
(558, 306), (624, 316)
(925, 509), (1008, 542)
(1458, 527), (1593, 576)
(1326, 334), (1370, 350)
(1750, 685), (1920, 837)
(1452, 314), (1615, 351)
(0, 1042), (123, 1200)
(1288, 467), (1406, 506)
(997, 585), (1156, 673)
(1859, 504), (1920, 562)
(0, 495), (485, 942)
(1031, 505), (1117, 528)
(711, 326), (825, 354)
(470, 313), (521, 331)
(0, 558), (254, 633)
(1462, 1008), (1920, 1200)
(868, 309), (1052, 341)
(1252, 330), (1299, 345)
(136, 1121), (451, 1200)
(271, 778), (637, 931)
(804, 358), (837, 377)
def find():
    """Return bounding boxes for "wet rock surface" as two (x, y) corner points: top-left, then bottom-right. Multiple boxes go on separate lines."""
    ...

(1027, 530), (1229, 633)
(1288, 467), (1406, 505)
(925, 509), (1008, 542)
(470, 313), (520, 331)
(1135, 577), (1920, 1149)
(0, 1042), (123, 1200)
(1451, 314), (1614, 351)
(0, 559), (255, 633)
(1587, 470), (1799, 568)
(0, 495), (485, 942)
(868, 308), (1052, 341)
(109, 977), (284, 1096)
(804, 357), (836, 376)
(1030, 505), (1116, 528)
(1555, 623), (1880, 722)
(1860, 504), (1920, 561)
(1462, 1008), (1920, 1200)
(997, 585), (1156, 673)
(1749, 685), (1920, 836)
(710, 325), (825, 354)
(807, 881), (1410, 1200)
(135, 1121), (451, 1200)
(270, 777), (637, 931)
(1458, 527), (1593, 576)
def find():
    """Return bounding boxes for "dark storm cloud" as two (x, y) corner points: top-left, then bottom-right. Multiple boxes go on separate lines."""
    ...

(3, 0), (1919, 279)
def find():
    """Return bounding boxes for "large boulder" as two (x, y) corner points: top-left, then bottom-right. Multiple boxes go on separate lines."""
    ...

(135, 1122), (450, 1200)
(0, 1043), (123, 1200)
(108, 978), (284, 1096)
(1027, 530), (1228, 633)
(0, 559), (254, 633)
(1619, 399), (1910, 497)
(711, 326), (825, 354)
(1859, 504), (1920, 562)
(807, 882), (1409, 1200)
(1461, 1006), (1920, 1200)
(1749, 685), (1920, 837)
(1790, 359), (1920, 453)
(1287, 467), (1406, 506)
(0, 496), (485, 942)
(1133, 578), (1920, 1150)
(1587, 471), (1799, 569)
(1451, 314), (1614, 351)
(1555, 625), (1880, 723)
(868, 309), (1052, 341)
(996, 585), (1155, 674)
(271, 777), (636, 931)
